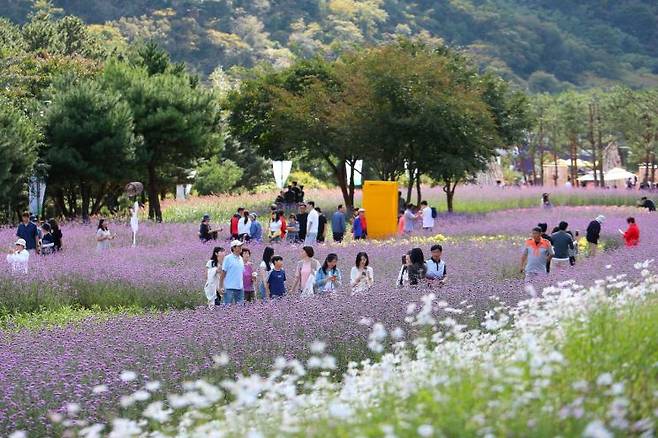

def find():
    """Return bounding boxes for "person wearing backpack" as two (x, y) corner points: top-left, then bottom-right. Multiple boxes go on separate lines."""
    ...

(420, 201), (435, 231)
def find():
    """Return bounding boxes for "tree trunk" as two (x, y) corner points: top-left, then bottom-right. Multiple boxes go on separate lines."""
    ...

(90, 184), (107, 216)
(538, 121), (545, 186)
(80, 181), (90, 223)
(569, 137), (578, 188)
(147, 164), (162, 222)
(651, 151), (656, 184)
(406, 167), (414, 204)
(596, 104), (605, 187)
(323, 155), (353, 212)
(415, 171), (422, 205)
(443, 179), (458, 213)
(55, 187), (68, 217)
(588, 103), (598, 186)
(553, 152), (559, 187)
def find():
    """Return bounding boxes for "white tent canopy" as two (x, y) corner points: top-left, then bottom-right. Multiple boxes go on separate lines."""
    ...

(577, 167), (635, 182)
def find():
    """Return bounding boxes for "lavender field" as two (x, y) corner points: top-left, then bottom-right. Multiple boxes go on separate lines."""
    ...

(1, 205), (656, 434)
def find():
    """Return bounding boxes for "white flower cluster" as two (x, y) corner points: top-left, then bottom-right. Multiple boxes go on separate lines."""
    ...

(41, 260), (658, 437)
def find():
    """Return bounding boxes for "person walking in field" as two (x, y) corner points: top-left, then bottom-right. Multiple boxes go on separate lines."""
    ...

(296, 203), (308, 242)
(267, 256), (287, 299)
(305, 201), (320, 245)
(353, 208), (368, 240)
(16, 212), (39, 253)
(241, 248), (258, 302)
(586, 215), (605, 256)
(316, 207), (327, 243)
(219, 240), (245, 305)
(331, 205), (346, 243)
(291, 246), (321, 295)
(420, 201), (435, 231)
(258, 246), (275, 300)
(550, 221), (574, 270)
(315, 253), (342, 294)
(620, 217), (640, 247)
(520, 227), (554, 281)
(350, 252), (374, 294)
(204, 247), (225, 308)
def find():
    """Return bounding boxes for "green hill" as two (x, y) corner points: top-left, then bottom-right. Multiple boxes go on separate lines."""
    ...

(2, 0), (657, 90)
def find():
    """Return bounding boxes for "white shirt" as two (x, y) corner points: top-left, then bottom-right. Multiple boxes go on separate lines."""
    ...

(350, 266), (374, 294)
(238, 218), (252, 236)
(269, 220), (282, 235)
(425, 258), (446, 280)
(307, 208), (319, 234)
(6, 249), (29, 273)
(96, 228), (112, 251)
(204, 260), (220, 301)
(422, 206), (434, 228)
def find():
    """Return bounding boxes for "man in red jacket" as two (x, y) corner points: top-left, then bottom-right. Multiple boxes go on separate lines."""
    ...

(621, 217), (640, 247)
(230, 207), (244, 239)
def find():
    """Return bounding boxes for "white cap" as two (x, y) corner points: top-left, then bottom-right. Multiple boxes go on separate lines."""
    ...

(230, 240), (243, 248)
(596, 215), (606, 223)
(358, 208), (366, 212)
(15, 238), (26, 247)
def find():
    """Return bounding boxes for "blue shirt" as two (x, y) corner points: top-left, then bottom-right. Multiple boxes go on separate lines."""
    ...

(250, 221), (263, 241)
(268, 269), (287, 296)
(315, 267), (342, 291)
(331, 211), (346, 233)
(353, 217), (366, 238)
(17, 222), (39, 250)
(222, 253), (244, 290)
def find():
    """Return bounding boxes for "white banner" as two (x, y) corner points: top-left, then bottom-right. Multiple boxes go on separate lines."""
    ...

(176, 184), (187, 201)
(346, 160), (363, 186)
(28, 177), (46, 218)
(272, 160), (293, 189)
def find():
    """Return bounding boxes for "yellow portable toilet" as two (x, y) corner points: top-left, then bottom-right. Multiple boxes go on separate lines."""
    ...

(361, 181), (398, 239)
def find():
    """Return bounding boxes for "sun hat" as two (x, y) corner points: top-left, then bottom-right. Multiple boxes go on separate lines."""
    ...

(15, 238), (26, 247)
(230, 239), (243, 248)
(596, 215), (606, 223)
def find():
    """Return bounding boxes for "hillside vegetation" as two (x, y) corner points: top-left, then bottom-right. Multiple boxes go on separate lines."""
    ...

(2, 0), (658, 90)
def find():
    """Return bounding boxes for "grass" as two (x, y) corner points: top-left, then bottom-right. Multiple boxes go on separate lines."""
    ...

(0, 305), (145, 331)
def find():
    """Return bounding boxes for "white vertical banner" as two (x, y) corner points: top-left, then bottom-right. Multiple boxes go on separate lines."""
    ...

(130, 200), (139, 247)
(272, 160), (293, 189)
(176, 184), (187, 201)
(28, 176), (46, 217)
(346, 160), (363, 186)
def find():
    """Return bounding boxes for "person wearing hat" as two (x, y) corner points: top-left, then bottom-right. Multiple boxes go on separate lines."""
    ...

(219, 240), (245, 305)
(199, 214), (220, 242)
(353, 208), (367, 240)
(16, 211), (40, 253)
(586, 215), (605, 256)
(7, 238), (30, 273)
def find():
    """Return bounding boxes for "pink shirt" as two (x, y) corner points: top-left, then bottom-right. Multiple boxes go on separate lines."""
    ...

(300, 261), (313, 290)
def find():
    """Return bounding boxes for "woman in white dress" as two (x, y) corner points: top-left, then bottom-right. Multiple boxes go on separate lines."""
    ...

(96, 219), (116, 251)
(204, 247), (225, 308)
(350, 251), (374, 294)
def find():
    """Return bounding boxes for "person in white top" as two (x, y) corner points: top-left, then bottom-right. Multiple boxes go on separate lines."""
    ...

(204, 246), (225, 309)
(6, 238), (30, 273)
(305, 201), (320, 245)
(237, 210), (252, 241)
(350, 251), (374, 294)
(96, 218), (116, 251)
(425, 244), (447, 285)
(268, 211), (283, 242)
(420, 200), (434, 231)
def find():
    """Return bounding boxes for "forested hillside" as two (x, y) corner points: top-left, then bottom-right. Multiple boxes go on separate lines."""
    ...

(2, 0), (657, 91)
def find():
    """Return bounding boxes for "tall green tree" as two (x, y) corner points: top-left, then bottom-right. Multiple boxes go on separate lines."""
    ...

(103, 60), (222, 221)
(0, 97), (40, 221)
(44, 77), (136, 220)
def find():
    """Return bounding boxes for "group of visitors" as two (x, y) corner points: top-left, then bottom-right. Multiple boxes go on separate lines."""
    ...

(199, 203), (369, 245)
(520, 212), (642, 281)
(275, 181), (305, 212)
(6, 212), (63, 273)
(399, 201), (436, 234)
(203, 240), (448, 307)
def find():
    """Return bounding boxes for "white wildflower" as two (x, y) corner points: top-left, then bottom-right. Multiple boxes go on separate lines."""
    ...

(119, 370), (137, 383)
(246, 430), (265, 438)
(391, 327), (405, 340)
(597, 373), (613, 386)
(144, 381), (161, 392)
(212, 352), (229, 366)
(307, 356), (322, 369)
(48, 412), (64, 423)
(583, 420), (613, 438)
(79, 423), (105, 438)
(66, 403), (80, 416)
(132, 390), (150, 402)
(119, 395), (135, 408)
(417, 424), (434, 437)
(310, 341), (326, 354)
(328, 401), (353, 419)
(109, 418), (142, 438)
(92, 384), (108, 394)
(9, 431), (27, 438)
(143, 401), (172, 423)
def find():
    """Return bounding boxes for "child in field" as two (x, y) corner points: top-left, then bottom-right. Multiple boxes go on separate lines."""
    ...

(286, 214), (299, 242)
(267, 256), (287, 298)
(242, 248), (257, 302)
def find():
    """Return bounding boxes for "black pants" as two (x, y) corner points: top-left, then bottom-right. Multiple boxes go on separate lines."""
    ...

(333, 232), (344, 242)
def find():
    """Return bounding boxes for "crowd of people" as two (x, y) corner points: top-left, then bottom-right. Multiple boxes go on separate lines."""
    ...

(203, 240), (448, 307)
(519, 213), (642, 281)
(6, 212), (63, 273)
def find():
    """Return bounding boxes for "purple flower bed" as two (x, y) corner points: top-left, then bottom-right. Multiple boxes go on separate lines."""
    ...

(0, 206), (655, 433)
